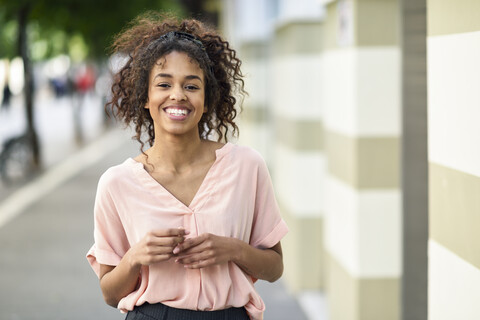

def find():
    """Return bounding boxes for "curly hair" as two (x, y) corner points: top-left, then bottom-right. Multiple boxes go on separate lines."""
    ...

(107, 12), (245, 151)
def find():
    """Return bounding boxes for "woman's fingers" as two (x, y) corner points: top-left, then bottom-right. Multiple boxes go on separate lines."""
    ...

(173, 233), (208, 254)
(133, 228), (190, 266)
(174, 233), (237, 269)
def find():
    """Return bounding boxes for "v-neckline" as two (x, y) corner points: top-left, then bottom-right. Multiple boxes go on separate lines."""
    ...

(130, 142), (232, 211)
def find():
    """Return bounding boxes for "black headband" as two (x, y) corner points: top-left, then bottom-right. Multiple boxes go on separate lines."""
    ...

(145, 31), (214, 74)
(159, 31), (207, 52)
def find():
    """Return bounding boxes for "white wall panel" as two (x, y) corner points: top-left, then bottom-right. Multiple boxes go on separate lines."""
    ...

(273, 143), (325, 217)
(429, 240), (480, 320)
(428, 31), (480, 178)
(358, 190), (402, 277)
(325, 175), (402, 277)
(273, 55), (324, 121)
(324, 174), (359, 275)
(322, 48), (357, 136)
(243, 59), (269, 107)
(323, 47), (401, 136)
(356, 47), (401, 136)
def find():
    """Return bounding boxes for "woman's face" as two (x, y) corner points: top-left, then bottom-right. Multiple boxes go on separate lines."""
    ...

(145, 51), (206, 140)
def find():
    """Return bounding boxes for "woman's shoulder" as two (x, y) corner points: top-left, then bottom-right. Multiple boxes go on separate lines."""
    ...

(98, 158), (137, 188)
(226, 142), (266, 166)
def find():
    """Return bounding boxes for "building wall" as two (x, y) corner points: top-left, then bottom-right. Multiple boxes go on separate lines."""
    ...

(427, 1), (480, 319)
(222, 0), (403, 319)
(400, 0), (428, 318)
(271, 20), (325, 291)
(222, 0), (327, 294)
(321, 1), (401, 319)
(220, 0), (275, 160)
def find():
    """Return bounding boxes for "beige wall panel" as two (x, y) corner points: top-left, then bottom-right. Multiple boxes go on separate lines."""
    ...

(358, 276), (399, 320)
(275, 117), (323, 151)
(326, 130), (357, 186)
(326, 252), (399, 320)
(324, 0), (399, 48)
(280, 201), (324, 291)
(429, 162), (480, 269)
(324, 2), (341, 50)
(326, 251), (358, 320)
(240, 105), (268, 124)
(240, 41), (269, 60)
(356, 0), (399, 46)
(326, 130), (399, 189)
(357, 137), (400, 188)
(275, 21), (323, 55)
(428, 0), (480, 36)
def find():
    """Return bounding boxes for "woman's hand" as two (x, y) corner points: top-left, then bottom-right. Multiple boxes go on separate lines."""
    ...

(173, 233), (284, 282)
(128, 228), (189, 267)
(173, 233), (239, 269)
(99, 227), (189, 307)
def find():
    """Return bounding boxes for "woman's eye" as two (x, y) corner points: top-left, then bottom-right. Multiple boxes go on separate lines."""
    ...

(157, 83), (170, 88)
(185, 85), (199, 91)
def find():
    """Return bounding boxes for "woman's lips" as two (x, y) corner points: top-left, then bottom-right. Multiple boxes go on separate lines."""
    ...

(163, 106), (191, 120)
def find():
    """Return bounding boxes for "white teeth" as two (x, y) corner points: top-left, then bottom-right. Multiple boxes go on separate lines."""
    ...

(166, 108), (188, 116)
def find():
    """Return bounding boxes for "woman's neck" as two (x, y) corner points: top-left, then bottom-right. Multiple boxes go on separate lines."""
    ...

(146, 135), (206, 173)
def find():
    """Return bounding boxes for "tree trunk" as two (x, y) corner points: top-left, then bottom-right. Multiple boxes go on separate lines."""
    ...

(18, 4), (40, 167)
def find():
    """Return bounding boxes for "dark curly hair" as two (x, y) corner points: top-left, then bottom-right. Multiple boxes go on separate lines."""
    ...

(107, 12), (245, 151)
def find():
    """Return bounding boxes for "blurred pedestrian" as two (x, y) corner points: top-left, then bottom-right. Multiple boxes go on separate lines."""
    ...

(1, 82), (11, 111)
(86, 12), (288, 320)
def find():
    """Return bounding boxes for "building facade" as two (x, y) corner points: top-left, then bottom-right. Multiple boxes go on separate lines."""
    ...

(221, 0), (480, 319)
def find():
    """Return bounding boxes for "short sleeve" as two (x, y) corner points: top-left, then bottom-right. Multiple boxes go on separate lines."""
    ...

(249, 155), (288, 249)
(86, 172), (130, 277)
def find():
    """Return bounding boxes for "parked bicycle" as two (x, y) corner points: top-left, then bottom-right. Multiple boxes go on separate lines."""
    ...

(0, 132), (39, 185)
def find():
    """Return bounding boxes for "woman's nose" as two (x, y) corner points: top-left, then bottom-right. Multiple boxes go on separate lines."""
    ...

(170, 86), (186, 101)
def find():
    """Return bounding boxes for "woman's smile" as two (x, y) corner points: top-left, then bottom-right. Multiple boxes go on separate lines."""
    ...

(163, 105), (192, 120)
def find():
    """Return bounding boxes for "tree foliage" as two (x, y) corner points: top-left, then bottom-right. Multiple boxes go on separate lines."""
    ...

(0, 0), (184, 60)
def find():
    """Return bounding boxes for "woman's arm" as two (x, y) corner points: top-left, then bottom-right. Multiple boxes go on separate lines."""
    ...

(234, 240), (283, 282)
(99, 228), (188, 307)
(174, 234), (284, 282)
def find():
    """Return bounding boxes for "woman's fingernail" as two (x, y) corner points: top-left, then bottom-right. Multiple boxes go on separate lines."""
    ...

(173, 247), (180, 254)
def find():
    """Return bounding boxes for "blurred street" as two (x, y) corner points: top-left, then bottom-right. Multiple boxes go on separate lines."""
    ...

(0, 94), (310, 319)
(0, 89), (107, 200)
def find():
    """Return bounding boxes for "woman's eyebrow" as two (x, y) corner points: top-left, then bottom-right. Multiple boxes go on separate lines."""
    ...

(153, 73), (172, 80)
(153, 73), (202, 83)
(185, 75), (203, 82)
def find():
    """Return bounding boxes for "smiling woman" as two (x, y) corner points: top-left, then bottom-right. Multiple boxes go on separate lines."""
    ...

(145, 51), (206, 138)
(86, 12), (288, 320)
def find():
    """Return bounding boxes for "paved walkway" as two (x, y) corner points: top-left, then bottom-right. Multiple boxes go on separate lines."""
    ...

(0, 127), (309, 319)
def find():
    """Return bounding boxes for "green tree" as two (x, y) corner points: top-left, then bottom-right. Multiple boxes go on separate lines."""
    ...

(0, 0), (183, 166)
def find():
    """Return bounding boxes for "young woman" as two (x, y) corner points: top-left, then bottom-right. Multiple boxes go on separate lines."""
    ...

(87, 12), (288, 320)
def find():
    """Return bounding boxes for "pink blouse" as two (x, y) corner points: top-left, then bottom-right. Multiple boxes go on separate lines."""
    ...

(86, 142), (288, 320)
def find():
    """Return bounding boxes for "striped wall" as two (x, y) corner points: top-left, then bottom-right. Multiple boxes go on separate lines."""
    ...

(427, 1), (480, 318)
(271, 20), (325, 291)
(322, 1), (401, 319)
(237, 41), (272, 161)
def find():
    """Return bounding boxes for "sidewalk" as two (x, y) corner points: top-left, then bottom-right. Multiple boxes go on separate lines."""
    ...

(0, 127), (309, 319)
(0, 91), (106, 201)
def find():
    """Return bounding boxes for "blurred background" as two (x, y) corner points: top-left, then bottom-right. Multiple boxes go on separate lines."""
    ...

(1, 0), (480, 320)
